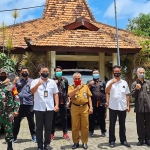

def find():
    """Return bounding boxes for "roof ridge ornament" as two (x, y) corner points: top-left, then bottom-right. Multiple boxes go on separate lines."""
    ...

(64, 17), (99, 31)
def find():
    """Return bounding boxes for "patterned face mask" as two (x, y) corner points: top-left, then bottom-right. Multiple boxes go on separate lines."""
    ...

(138, 73), (145, 79)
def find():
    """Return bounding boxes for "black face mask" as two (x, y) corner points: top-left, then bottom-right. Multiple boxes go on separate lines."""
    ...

(0, 76), (7, 81)
(41, 73), (49, 78)
(22, 72), (28, 77)
(114, 73), (121, 77)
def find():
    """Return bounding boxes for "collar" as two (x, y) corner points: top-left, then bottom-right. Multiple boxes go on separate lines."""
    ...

(39, 77), (50, 82)
(73, 83), (84, 88)
(136, 79), (146, 84)
(20, 77), (29, 82)
(53, 76), (63, 80)
(112, 78), (122, 83)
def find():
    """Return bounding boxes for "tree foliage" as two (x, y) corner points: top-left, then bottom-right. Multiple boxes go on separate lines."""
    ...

(0, 10), (19, 72)
(0, 52), (16, 72)
(126, 13), (150, 79)
(126, 13), (150, 37)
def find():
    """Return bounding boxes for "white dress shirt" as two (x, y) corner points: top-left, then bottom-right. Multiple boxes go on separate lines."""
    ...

(106, 79), (130, 111)
(30, 78), (59, 111)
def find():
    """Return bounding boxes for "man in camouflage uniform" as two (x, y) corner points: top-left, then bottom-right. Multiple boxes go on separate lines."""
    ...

(0, 68), (20, 150)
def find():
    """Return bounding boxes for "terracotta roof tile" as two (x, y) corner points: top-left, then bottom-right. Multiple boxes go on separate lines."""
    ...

(0, 0), (145, 52)
(42, 0), (95, 21)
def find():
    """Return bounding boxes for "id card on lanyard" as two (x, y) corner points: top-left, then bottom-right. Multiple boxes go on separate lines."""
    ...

(43, 82), (48, 97)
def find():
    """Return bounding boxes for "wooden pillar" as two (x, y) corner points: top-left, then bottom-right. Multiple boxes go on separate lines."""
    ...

(47, 51), (56, 78)
(112, 53), (117, 66)
(99, 53), (105, 80)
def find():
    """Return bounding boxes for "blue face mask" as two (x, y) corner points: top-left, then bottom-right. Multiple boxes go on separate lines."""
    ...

(56, 71), (62, 77)
(93, 73), (99, 79)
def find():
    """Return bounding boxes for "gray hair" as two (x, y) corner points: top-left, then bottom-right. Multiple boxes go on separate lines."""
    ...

(136, 68), (145, 72)
(73, 72), (81, 78)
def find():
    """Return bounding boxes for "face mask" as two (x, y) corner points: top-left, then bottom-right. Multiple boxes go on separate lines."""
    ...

(22, 72), (28, 77)
(56, 71), (62, 77)
(114, 73), (121, 77)
(41, 72), (49, 78)
(93, 74), (99, 79)
(74, 80), (81, 86)
(138, 73), (145, 79)
(0, 76), (7, 81)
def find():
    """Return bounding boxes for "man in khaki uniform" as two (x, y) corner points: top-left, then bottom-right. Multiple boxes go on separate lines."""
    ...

(68, 72), (93, 149)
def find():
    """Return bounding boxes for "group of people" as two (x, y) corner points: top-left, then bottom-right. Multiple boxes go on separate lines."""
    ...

(0, 65), (150, 150)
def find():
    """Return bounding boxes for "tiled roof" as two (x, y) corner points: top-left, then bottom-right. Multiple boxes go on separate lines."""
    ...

(0, 0), (144, 53)
(42, 0), (95, 21)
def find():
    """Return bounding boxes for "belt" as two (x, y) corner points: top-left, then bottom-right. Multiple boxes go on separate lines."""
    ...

(72, 103), (88, 106)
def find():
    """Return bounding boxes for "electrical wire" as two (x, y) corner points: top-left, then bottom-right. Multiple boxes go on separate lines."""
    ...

(0, 5), (46, 13)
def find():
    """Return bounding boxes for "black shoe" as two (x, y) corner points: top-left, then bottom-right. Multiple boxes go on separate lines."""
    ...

(72, 143), (79, 149)
(37, 148), (43, 150)
(88, 131), (93, 137)
(145, 140), (150, 146)
(7, 142), (13, 150)
(121, 141), (131, 147)
(137, 141), (143, 146)
(109, 141), (115, 148)
(44, 145), (51, 150)
(82, 143), (88, 149)
(7, 147), (13, 150)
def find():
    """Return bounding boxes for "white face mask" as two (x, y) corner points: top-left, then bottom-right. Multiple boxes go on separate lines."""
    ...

(138, 73), (145, 79)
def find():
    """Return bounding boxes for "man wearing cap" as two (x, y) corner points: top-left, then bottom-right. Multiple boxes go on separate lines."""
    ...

(0, 68), (20, 150)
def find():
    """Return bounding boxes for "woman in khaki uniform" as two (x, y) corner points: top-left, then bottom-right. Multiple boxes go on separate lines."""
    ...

(68, 72), (93, 149)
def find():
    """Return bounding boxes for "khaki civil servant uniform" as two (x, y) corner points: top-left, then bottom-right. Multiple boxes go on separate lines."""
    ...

(68, 84), (92, 143)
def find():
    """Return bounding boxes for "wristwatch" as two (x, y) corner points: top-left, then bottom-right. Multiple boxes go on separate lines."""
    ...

(90, 107), (93, 110)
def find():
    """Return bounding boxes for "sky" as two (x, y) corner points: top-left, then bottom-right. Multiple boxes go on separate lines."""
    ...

(0, 0), (150, 29)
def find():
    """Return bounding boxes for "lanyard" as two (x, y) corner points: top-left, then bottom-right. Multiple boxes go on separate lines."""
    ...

(43, 82), (48, 90)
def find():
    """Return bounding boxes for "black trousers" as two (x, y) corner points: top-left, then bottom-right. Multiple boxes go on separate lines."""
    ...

(51, 104), (67, 134)
(13, 105), (36, 137)
(136, 112), (150, 142)
(35, 110), (53, 147)
(109, 108), (126, 143)
(89, 106), (106, 133)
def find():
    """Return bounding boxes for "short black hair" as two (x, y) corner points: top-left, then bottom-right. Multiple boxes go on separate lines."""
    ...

(21, 66), (28, 71)
(38, 65), (48, 72)
(92, 69), (99, 74)
(54, 66), (62, 71)
(112, 65), (121, 71)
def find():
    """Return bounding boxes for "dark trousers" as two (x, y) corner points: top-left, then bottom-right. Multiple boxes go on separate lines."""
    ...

(136, 112), (150, 142)
(51, 104), (67, 134)
(35, 110), (53, 147)
(109, 108), (126, 143)
(89, 106), (106, 133)
(13, 105), (36, 137)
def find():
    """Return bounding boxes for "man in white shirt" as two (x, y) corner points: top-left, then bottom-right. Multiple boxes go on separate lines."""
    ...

(105, 65), (130, 148)
(30, 66), (59, 150)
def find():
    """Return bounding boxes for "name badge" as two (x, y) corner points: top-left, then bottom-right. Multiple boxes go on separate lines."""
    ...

(44, 91), (48, 97)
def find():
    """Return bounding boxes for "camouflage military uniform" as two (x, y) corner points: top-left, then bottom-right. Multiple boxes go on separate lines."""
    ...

(0, 69), (20, 143)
